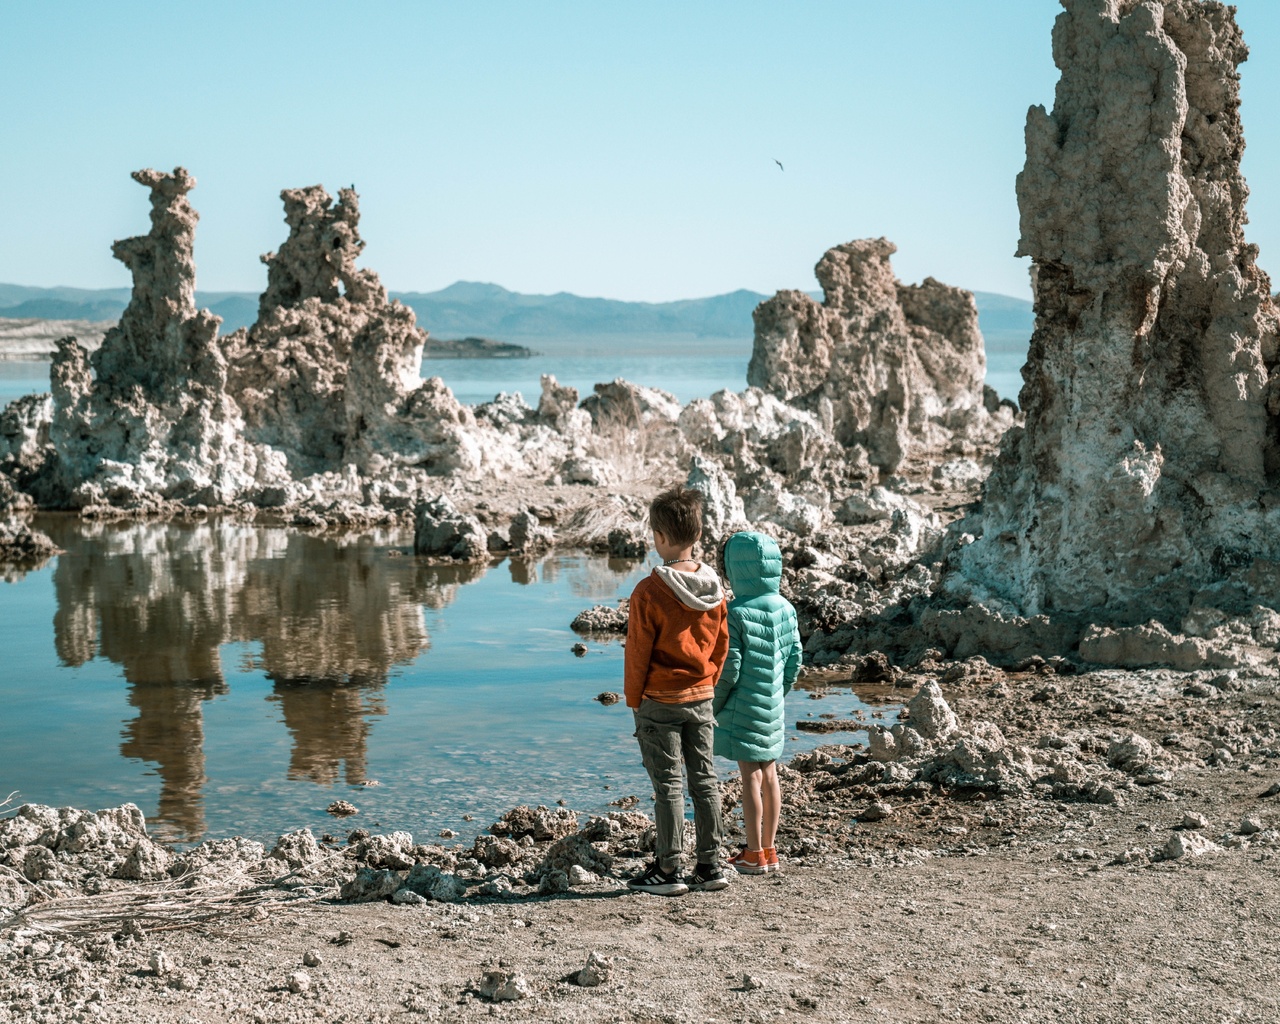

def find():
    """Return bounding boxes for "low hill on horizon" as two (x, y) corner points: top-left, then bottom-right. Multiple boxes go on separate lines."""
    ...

(0, 280), (1034, 357)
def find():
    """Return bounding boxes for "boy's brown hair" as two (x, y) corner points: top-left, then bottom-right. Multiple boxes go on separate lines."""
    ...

(649, 486), (704, 547)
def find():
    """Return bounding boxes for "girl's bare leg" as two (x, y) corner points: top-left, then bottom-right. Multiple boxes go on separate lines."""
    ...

(738, 761), (763, 850)
(761, 760), (781, 849)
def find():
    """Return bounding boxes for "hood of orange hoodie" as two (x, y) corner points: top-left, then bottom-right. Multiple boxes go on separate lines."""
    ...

(652, 562), (724, 611)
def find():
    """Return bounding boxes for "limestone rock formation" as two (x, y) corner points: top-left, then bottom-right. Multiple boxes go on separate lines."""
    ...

(950, 0), (1280, 626)
(0, 169), (605, 515)
(44, 168), (254, 508)
(224, 184), (482, 480)
(579, 378), (682, 430)
(685, 453), (748, 546)
(749, 238), (1000, 474)
(0, 391), (52, 493)
(0, 475), (57, 566)
(413, 495), (488, 560)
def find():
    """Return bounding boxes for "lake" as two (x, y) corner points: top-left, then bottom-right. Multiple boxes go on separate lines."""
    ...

(0, 518), (887, 846)
(0, 344), (1024, 846)
(0, 347), (1026, 411)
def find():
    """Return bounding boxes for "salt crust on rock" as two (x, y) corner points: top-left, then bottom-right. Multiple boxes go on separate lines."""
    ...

(3, 169), (602, 518)
(798, 0), (1280, 671)
(748, 237), (1003, 474)
(950, 0), (1280, 626)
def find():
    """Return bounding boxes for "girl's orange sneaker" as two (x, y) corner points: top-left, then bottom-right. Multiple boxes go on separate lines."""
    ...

(763, 847), (780, 873)
(732, 848), (769, 875)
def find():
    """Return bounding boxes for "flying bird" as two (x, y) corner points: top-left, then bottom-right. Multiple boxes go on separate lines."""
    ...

(774, 159), (784, 171)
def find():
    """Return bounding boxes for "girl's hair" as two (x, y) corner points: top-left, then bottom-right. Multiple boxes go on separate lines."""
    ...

(648, 486), (703, 547)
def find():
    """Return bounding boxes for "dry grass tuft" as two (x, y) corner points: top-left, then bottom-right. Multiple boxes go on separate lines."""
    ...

(584, 411), (687, 487)
(2, 857), (344, 937)
(558, 494), (645, 549)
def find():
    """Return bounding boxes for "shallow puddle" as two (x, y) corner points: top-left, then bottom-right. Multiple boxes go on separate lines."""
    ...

(0, 518), (892, 845)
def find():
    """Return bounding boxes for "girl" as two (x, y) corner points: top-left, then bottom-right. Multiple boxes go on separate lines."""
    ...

(712, 531), (802, 874)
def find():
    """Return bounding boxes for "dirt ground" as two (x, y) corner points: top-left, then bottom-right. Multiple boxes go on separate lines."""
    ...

(5, 660), (1280, 1024)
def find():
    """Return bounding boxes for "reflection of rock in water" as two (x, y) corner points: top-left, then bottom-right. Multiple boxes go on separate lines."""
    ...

(237, 532), (434, 680)
(48, 519), (237, 839)
(44, 518), (477, 840)
(120, 680), (218, 841)
(268, 682), (382, 786)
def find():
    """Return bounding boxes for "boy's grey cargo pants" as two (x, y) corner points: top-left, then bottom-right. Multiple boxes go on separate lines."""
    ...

(633, 697), (722, 872)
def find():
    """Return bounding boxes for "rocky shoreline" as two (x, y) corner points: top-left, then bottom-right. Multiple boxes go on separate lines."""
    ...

(3, 1), (1280, 1019)
(3, 659), (1279, 1021)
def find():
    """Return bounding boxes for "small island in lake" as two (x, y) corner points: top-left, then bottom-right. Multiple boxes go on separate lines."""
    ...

(423, 335), (537, 359)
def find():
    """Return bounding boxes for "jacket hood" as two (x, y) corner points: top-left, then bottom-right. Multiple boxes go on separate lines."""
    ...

(723, 531), (782, 599)
(653, 562), (724, 611)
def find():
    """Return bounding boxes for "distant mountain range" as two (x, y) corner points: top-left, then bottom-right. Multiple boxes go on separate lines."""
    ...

(0, 280), (1033, 356)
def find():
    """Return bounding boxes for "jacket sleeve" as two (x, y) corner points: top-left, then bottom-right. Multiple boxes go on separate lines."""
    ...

(712, 607), (741, 716)
(624, 584), (654, 709)
(782, 602), (802, 695)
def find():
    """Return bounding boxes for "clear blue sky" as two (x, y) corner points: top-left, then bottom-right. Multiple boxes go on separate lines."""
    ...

(4, 1), (1280, 302)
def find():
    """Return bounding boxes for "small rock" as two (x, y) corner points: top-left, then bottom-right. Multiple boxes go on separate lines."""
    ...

(904, 682), (958, 740)
(571, 643), (588, 657)
(170, 971), (200, 991)
(1162, 831), (1223, 860)
(867, 725), (898, 762)
(1261, 782), (1280, 798)
(303, 950), (323, 968)
(1107, 733), (1156, 773)
(1179, 811), (1211, 831)
(568, 864), (598, 886)
(595, 692), (621, 705)
(479, 970), (533, 1001)
(848, 651), (896, 684)
(743, 973), (765, 991)
(1053, 847), (1097, 862)
(150, 951), (173, 977)
(287, 970), (312, 994)
(577, 951), (613, 987)
(392, 889), (428, 906)
(340, 867), (403, 902)
(327, 800), (359, 817)
(858, 801), (894, 822)
(439, 829), (457, 838)
(477, 875), (515, 898)
(571, 603), (629, 634)
(1240, 815), (1265, 836)
(796, 717), (863, 733)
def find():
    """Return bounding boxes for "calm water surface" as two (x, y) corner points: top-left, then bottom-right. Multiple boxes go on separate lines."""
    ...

(0, 350), (1025, 411)
(0, 347), (1019, 845)
(0, 519), (886, 845)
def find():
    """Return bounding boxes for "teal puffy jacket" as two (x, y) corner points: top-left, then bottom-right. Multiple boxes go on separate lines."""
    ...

(712, 532), (802, 763)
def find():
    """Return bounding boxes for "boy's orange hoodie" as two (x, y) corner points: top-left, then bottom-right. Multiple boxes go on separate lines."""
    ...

(624, 563), (728, 708)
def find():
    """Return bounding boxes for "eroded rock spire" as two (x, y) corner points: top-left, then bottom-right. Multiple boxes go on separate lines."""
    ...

(951, 0), (1280, 623)
(749, 238), (998, 474)
(46, 167), (249, 507)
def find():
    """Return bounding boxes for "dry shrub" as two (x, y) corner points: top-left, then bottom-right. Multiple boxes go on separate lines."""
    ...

(558, 494), (646, 550)
(584, 410), (688, 487)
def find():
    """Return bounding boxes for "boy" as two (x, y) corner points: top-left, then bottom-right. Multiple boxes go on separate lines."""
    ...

(624, 486), (730, 895)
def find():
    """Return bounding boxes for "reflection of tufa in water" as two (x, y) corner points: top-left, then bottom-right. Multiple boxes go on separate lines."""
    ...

(44, 517), (483, 841)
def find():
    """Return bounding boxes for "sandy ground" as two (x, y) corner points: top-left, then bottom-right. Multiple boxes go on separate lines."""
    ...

(5, 661), (1280, 1024)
